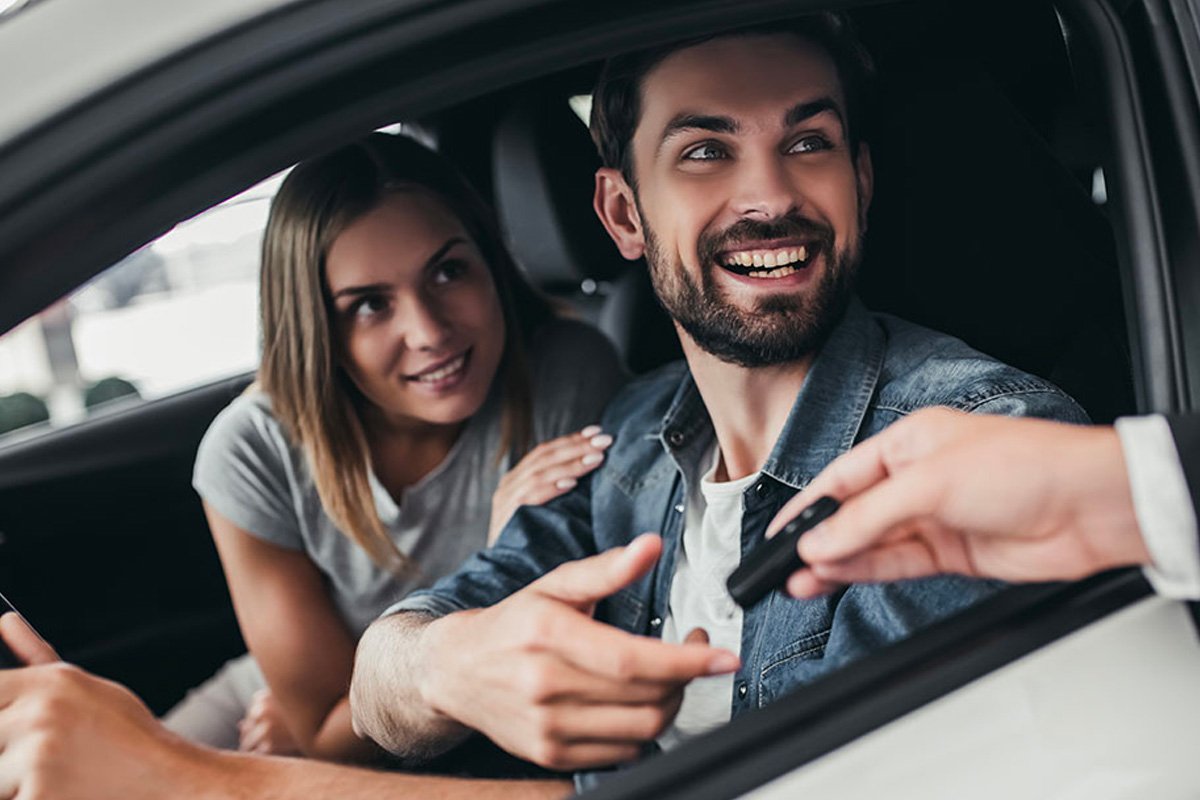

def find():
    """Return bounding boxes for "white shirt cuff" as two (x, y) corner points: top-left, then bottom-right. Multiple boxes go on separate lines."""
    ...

(1115, 414), (1200, 600)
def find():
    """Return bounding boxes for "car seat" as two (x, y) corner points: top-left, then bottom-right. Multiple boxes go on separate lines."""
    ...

(492, 95), (683, 375)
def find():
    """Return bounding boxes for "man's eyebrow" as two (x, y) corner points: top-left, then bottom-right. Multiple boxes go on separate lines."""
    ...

(784, 97), (845, 129)
(657, 113), (739, 152)
(331, 236), (466, 299)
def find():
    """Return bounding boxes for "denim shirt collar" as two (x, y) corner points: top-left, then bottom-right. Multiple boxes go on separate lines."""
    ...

(652, 296), (884, 487)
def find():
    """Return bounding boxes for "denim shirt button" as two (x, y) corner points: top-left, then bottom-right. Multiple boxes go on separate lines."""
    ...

(737, 682), (748, 699)
(649, 616), (663, 630)
(753, 481), (768, 497)
(666, 429), (686, 448)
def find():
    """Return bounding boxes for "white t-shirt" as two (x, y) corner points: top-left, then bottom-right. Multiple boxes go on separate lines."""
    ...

(658, 446), (757, 751)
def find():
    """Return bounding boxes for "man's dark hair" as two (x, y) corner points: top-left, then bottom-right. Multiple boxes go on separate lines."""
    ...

(589, 13), (875, 186)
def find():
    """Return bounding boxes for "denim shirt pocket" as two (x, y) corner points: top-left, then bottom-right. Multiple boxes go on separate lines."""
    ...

(757, 627), (832, 708)
(595, 587), (646, 634)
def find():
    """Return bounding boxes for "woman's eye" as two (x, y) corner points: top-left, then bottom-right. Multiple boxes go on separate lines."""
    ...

(788, 134), (833, 154)
(432, 259), (469, 285)
(682, 142), (729, 161)
(349, 295), (388, 320)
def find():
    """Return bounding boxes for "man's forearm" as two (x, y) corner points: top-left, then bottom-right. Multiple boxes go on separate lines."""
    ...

(350, 612), (471, 760)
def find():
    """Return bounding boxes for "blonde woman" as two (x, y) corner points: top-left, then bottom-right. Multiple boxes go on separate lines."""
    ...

(164, 133), (627, 762)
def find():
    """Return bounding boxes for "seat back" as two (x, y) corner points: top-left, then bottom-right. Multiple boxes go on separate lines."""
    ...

(492, 95), (681, 372)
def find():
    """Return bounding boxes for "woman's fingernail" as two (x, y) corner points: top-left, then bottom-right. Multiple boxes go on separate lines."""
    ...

(582, 452), (604, 466)
(556, 478), (577, 490)
(581, 425), (603, 438)
(590, 433), (614, 449)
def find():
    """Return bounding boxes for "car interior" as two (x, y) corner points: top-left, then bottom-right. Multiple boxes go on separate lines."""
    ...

(0, 0), (1167, 778)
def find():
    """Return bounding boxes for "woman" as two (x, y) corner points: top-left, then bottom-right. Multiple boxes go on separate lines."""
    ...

(164, 133), (627, 762)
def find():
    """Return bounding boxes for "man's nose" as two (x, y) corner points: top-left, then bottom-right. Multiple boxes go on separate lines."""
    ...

(729, 154), (801, 221)
(398, 295), (453, 351)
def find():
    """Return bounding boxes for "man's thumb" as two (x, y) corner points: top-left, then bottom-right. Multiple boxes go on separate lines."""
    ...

(532, 533), (662, 608)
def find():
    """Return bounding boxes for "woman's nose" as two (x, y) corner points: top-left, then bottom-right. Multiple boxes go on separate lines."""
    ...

(398, 296), (453, 351)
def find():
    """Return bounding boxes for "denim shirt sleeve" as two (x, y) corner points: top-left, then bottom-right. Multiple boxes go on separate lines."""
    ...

(806, 575), (1007, 680)
(809, 386), (1087, 678)
(383, 471), (601, 619)
(963, 384), (1091, 424)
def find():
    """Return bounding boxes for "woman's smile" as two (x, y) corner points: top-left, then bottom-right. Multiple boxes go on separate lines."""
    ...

(403, 348), (472, 394)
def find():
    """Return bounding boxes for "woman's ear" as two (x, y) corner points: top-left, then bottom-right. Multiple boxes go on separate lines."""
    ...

(593, 168), (646, 260)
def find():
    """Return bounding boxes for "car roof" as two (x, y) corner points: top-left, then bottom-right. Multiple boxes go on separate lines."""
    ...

(0, 0), (291, 145)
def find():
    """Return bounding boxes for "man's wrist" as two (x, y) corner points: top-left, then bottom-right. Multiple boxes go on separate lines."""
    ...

(416, 610), (476, 720)
(1082, 425), (1152, 569)
(159, 736), (263, 800)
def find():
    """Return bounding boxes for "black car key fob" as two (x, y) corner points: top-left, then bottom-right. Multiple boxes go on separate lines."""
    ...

(727, 496), (840, 609)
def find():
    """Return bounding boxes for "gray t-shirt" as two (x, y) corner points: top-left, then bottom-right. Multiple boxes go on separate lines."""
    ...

(192, 318), (627, 637)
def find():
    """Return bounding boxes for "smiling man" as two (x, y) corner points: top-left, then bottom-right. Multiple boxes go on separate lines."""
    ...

(348, 13), (1088, 790)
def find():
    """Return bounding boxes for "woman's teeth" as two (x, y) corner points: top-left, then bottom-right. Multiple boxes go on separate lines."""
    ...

(413, 355), (465, 383)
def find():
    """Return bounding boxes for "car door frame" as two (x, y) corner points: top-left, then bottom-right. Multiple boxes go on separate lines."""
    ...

(0, 0), (1194, 789)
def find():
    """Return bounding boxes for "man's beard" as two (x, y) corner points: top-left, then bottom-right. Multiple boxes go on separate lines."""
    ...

(642, 210), (861, 369)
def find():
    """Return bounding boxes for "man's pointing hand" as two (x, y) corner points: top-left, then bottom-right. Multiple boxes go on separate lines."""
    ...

(418, 534), (740, 770)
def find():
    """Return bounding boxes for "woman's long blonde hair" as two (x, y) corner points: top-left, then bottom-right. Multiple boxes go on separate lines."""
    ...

(258, 133), (554, 572)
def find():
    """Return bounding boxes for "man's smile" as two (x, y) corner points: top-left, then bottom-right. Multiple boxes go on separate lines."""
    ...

(717, 239), (821, 280)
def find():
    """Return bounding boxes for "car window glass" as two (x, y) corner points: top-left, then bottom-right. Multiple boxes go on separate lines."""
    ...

(568, 94), (592, 126)
(0, 171), (286, 441)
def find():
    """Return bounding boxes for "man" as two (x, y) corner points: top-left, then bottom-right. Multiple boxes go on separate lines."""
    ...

(773, 408), (1200, 601)
(348, 13), (1086, 791)
(0, 14), (1085, 800)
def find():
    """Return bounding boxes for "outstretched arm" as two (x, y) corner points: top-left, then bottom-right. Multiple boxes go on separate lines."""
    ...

(0, 613), (571, 800)
(767, 408), (1150, 597)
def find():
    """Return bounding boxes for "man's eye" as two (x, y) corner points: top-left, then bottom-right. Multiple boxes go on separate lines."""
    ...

(788, 134), (833, 154)
(432, 259), (469, 285)
(682, 142), (729, 161)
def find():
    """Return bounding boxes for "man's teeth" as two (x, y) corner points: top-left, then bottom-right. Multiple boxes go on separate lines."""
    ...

(747, 266), (798, 279)
(415, 355), (465, 382)
(726, 245), (809, 270)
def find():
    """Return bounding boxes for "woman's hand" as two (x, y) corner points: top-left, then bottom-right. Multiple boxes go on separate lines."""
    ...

(239, 688), (302, 755)
(489, 425), (613, 544)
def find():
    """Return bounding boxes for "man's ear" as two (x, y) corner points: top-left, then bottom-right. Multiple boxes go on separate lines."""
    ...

(855, 143), (874, 229)
(593, 167), (646, 261)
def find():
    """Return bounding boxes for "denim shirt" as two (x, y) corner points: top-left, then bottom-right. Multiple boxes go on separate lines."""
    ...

(387, 299), (1088, 786)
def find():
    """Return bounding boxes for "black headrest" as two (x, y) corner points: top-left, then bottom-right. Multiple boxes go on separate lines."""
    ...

(858, 53), (1132, 421)
(492, 96), (626, 290)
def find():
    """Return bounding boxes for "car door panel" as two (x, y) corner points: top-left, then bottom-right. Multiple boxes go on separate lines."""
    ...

(0, 374), (250, 712)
